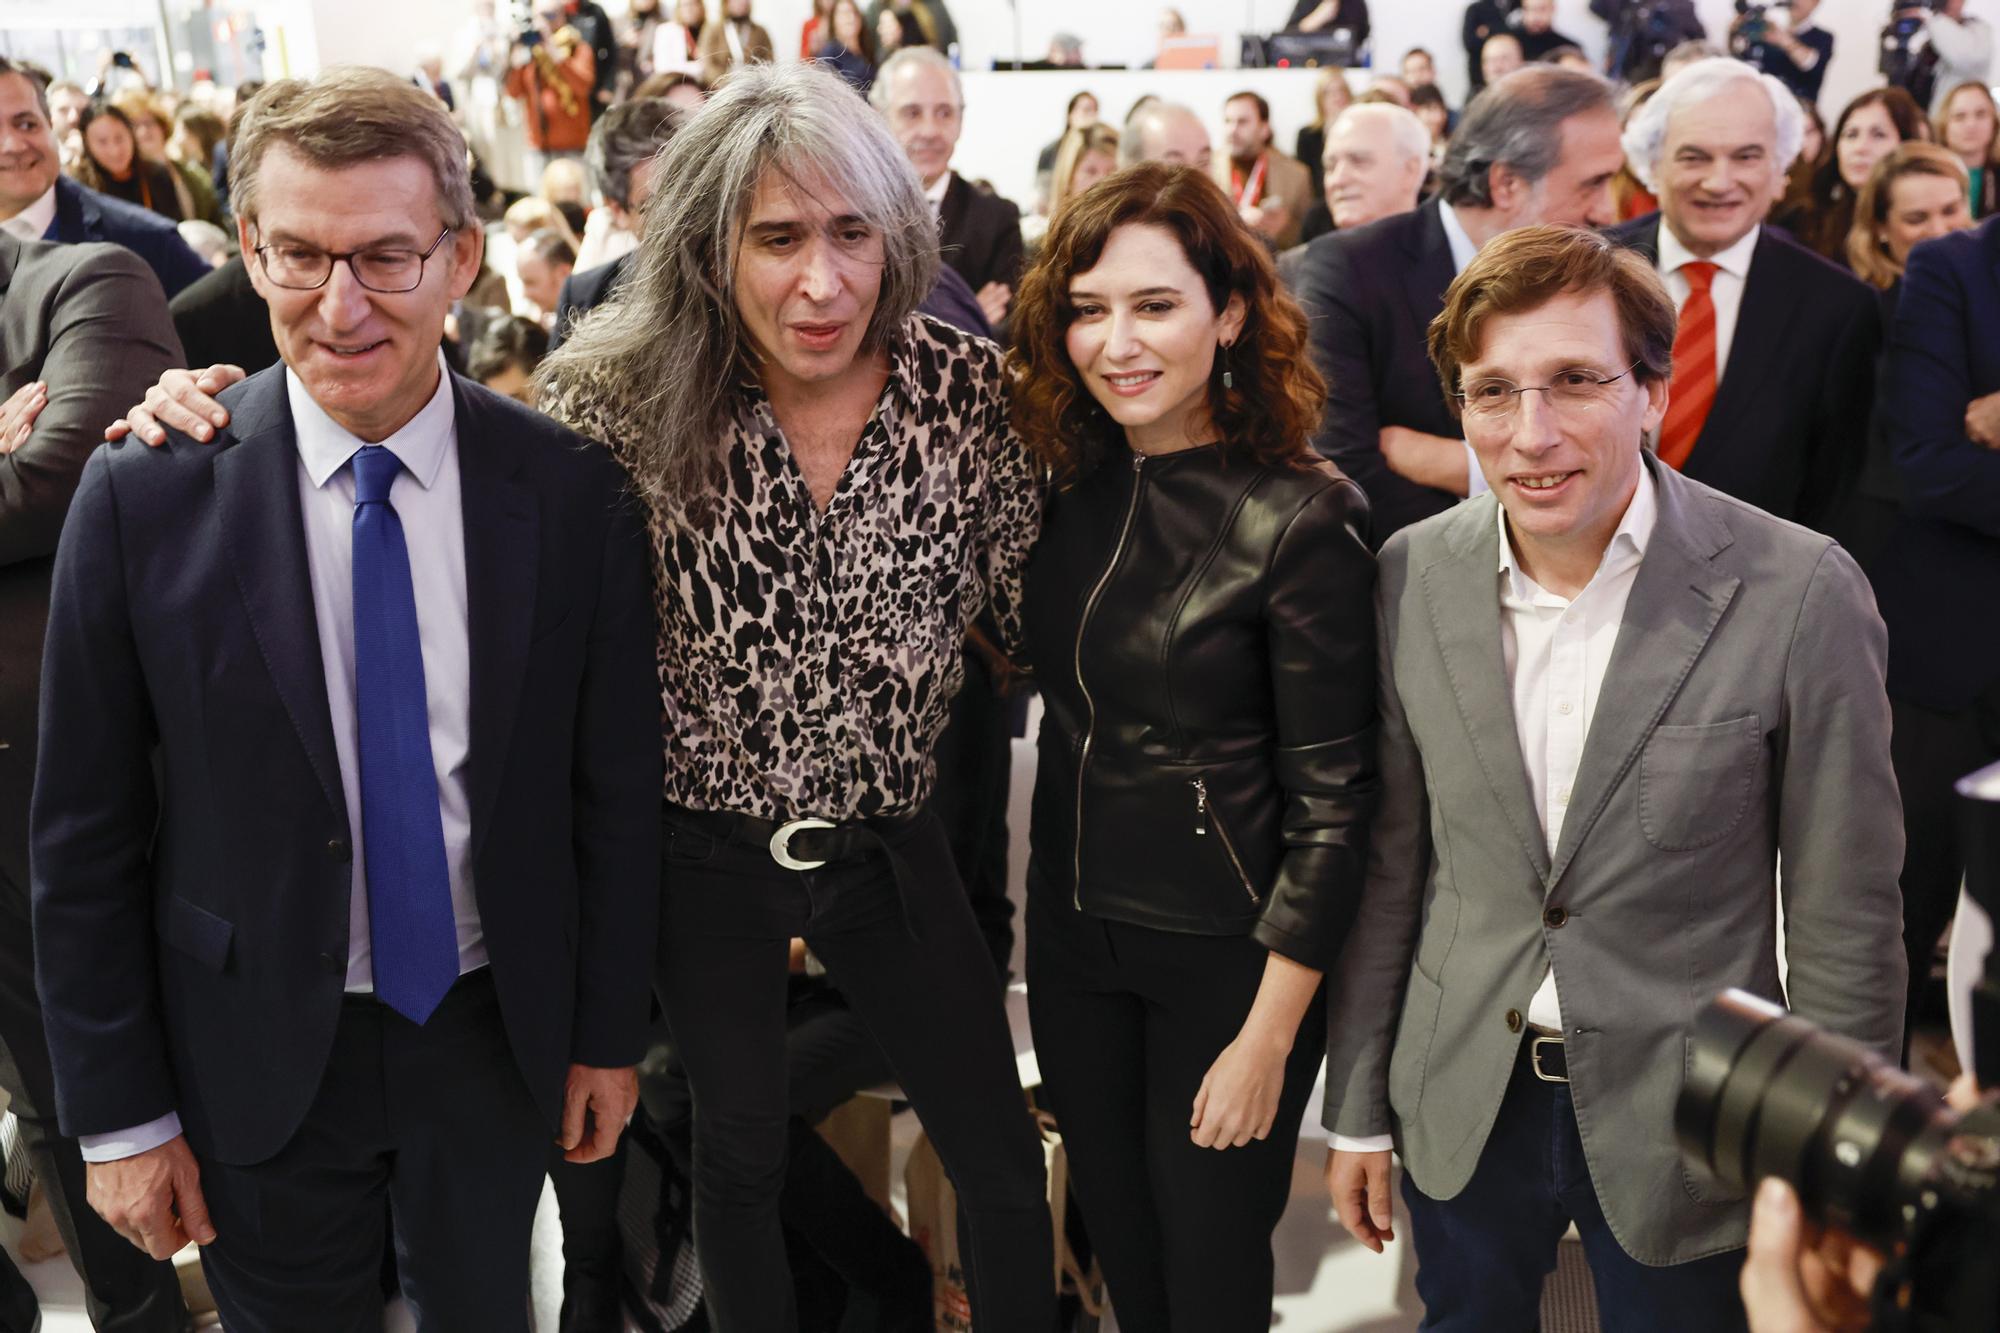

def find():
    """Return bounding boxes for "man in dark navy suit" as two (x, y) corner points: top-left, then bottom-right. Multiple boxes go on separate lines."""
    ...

(0, 58), (207, 298)
(31, 70), (660, 1332)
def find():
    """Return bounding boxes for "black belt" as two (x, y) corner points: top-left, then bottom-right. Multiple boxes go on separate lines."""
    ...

(1527, 1024), (1569, 1084)
(663, 803), (931, 938)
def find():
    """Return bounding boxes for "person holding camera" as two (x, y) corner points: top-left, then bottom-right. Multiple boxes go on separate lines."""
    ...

(1321, 222), (1908, 1331)
(505, 1), (598, 180)
(1732, 0), (1834, 105)
(1897, 0), (1994, 114)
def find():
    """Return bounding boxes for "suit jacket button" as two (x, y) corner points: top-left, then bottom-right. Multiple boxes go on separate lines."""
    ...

(321, 951), (345, 974)
(327, 838), (350, 861)
(1506, 1008), (1523, 1033)
(1544, 906), (1568, 929)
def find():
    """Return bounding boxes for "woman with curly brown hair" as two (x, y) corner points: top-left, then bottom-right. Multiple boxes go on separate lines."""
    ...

(1009, 161), (1378, 1331)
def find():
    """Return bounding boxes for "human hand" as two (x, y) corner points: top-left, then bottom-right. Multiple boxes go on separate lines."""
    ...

(0, 380), (47, 454)
(1964, 391), (2000, 450)
(1326, 1148), (1396, 1252)
(85, 1135), (215, 1259)
(1189, 1026), (1288, 1149)
(976, 281), (1012, 328)
(1740, 1178), (1881, 1333)
(107, 364), (245, 446)
(559, 1063), (639, 1163)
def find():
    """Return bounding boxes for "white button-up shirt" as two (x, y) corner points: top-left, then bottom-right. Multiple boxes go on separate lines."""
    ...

(0, 183), (58, 243)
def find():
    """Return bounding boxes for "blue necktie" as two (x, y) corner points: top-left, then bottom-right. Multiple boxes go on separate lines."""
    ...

(351, 445), (458, 1024)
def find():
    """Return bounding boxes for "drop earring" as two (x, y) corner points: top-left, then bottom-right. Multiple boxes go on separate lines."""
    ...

(1221, 342), (1235, 390)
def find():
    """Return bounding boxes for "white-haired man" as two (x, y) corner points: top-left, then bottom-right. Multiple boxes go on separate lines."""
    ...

(1323, 102), (1429, 231)
(1606, 57), (1877, 534)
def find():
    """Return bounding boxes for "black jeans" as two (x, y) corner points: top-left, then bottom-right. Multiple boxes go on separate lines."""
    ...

(656, 805), (1053, 1333)
(1025, 890), (1325, 1333)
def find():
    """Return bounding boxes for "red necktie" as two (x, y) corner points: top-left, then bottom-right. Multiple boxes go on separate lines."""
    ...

(1659, 261), (1718, 470)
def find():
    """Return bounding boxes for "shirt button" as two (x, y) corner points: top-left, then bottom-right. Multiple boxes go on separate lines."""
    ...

(1555, 786), (1571, 806)
(1557, 700), (1573, 715)
(327, 838), (350, 861)
(1544, 906), (1569, 929)
(1506, 1008), (1524, 1033)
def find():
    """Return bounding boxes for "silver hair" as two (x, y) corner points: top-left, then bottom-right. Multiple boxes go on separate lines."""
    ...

(1621, 57), (1805, 192)
(585, 97), (682, 208)
(1117, 101), (1201, 168)
(1329, 102), (1431, 168)
(537, 61), (938, 503)
(1438, 65), (1615, 209)
(868, 46), (964, 112)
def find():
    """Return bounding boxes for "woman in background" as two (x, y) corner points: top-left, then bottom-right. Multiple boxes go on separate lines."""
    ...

(1295, 65), (1354, 197)
(72, 101), (183, 221)
(1935, 80), (2000, 217)
(1776, 86), (1929, 265)
(814, 0), (877, 92)
(1011, 163), (1377, 1332)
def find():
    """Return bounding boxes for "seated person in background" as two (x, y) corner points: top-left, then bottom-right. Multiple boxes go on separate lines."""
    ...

(72, 101), (183, 223)
(574, 97), (679, 275)
(698, 0), (776, 87)
(1036, 91), (1099, 180)
(1411, 83), (1453, 155)
(1318, 102), (1430, 238)
(516, 226), (576, 330)
(466, 314), (549, 404)
(1049, 123), (1119, 217)
(1515, 0), (1580, 61)
(1217, 90), (1313, 249)
(1286, 0), (1370, 44)
(1123, 100), (1213, 173)
(865, 0), (957, 53)
(1935, 79), (2000, 218)
(1296, 67), (1354, 199)
(813, 0), (878, 93)
(1772, 86), (1928, 270)
(1482, 31), (1526, 85)
(1848, 142), (1973, 292)
(1403, 46), (1438, 88)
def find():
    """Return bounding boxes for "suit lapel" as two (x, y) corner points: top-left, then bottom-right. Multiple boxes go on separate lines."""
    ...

(937, 173), (968, 249)
(212, 370), (346, 819)
(454, 377), (538, 864)
(1421, 501), (1553, 882)
(1400, 200), (1456, 330)
(1547, 461), (1740, 889)
(1693, 229), (1788, 458)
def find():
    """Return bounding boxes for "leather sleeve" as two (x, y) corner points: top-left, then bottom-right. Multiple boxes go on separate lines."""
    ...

(1249, 477), (1381, 969)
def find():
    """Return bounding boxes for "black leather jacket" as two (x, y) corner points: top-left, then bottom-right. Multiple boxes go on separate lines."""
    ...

(1023, 445), (1380, 969)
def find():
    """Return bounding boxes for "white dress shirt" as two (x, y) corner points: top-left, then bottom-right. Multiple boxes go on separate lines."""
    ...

(923, 169), (952, 217)
(80, 354), (485, 1163)
(1331, 467), (1658, 1157)
(1440, 203), (1491, 499)
(0, 183), (57, 243)
(1656, 222), (1758, 390)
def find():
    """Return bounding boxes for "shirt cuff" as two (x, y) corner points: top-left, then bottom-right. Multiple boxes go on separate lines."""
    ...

(78, 1112), (183, 1163)
(1331, 1132), (1394, 1154)
(1462, 439), (1490, 497)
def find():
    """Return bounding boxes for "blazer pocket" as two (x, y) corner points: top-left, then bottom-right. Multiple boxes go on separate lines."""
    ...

(1680, 1035), (1751, 1207)
(158, 895), (234, 972)
(1639, 715), (1762, 852)
(1388, 966), (1445, 1118)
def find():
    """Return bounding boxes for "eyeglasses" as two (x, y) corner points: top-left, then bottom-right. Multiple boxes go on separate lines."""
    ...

(252, 227), (454, 294)
(1454, 362), (1642, 423)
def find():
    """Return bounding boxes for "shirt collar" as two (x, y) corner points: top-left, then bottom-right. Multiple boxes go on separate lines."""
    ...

(1440, 200), (1482, 276)
(923, 170), (952, 213)
(0, 183), (58, 243)
(737, 314), (932, 430)
(288, 349), (457, 490)
(1496, 460), (1657, 597)
(1657, 216), (1760, 282)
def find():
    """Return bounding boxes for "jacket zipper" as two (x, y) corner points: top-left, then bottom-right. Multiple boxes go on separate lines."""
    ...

(1072, 454), (1147, 907)
(1192, 778), (1259, 903)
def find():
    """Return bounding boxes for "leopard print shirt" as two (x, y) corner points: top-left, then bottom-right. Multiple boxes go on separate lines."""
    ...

(540, 314), (1042, 822)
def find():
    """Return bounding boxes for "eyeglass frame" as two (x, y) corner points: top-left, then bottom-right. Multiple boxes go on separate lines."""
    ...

(250, 226), (456, 294)
(1453, 360), (1645, 421)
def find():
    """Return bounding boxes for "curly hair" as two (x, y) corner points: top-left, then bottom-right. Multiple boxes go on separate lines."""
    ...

(1008, 162), (1324, 484)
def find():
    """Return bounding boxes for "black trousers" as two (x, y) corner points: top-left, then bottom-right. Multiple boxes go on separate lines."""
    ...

(1025, 890), (1325, 1333)
(1892, 688), (2000, 1035)
(656, 805), (1053, 1333)
(193, 970), (547, 1333)
(0, 875), (187, 1333)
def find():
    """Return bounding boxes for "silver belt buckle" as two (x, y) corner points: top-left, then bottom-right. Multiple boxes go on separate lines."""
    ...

(769, 818), (837, 871)
(1530, 1033), (1568, 1084)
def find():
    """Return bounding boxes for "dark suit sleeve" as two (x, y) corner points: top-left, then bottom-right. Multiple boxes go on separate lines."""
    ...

(1301, 240), (1387, 480)
(31, 449), (179, 1136)
(1, 249), (183, 567)
(1251, 481), (1380, 969)
(1800, 280), (1880, 530)
(1887, 237), (2000, 536)
(565, 475), (664, 1068)
(141, 231), (210, 302)
(987, 195), (1025, 295)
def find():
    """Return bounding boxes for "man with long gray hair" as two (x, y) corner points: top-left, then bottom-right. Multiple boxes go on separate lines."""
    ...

(1294, 64), (1625, 543)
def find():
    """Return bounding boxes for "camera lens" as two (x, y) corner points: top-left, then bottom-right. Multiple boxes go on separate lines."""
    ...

(1678, 990), (1950, 1247)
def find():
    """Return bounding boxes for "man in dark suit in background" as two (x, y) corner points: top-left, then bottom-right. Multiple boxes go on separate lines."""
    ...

(1877, 216), (2000, 1037)
(1295, 65), (1625, 545)
(0, 234), (191, 1333)
(0, 59), (208, 299)
(1607, 58), (1877, 533)
(550, 98), (681, 351)
(873, 46), (1023, 332)
(168, 255), (280, 371)
(31, 70), (661, 1331)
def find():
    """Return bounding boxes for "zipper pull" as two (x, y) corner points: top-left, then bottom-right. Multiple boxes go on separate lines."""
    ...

(1192, 778), (1208, 836)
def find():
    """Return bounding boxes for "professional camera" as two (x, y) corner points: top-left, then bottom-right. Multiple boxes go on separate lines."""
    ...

(1678, 760), (2000, 1332)
(1592, 0), (1706, 82)
(1881, 0), (1942, 100)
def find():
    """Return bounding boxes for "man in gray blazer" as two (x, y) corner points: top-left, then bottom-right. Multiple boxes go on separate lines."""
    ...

(0, 233), (189, 1332)
(1322, 225), (1906, 1330)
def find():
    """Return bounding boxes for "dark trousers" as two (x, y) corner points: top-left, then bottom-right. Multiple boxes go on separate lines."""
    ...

(194, 970), (547, 1333)
(656, 806), (1052, 1333)
(1024, 891), (1325, 1333)
(0, 875), (187, 1333)
(1891, 688), (2000, 1034)
(1400, 1042), (1747, 1333)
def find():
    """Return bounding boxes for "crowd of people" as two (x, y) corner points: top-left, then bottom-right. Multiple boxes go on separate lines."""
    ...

(0, 2), (1997, 1333)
